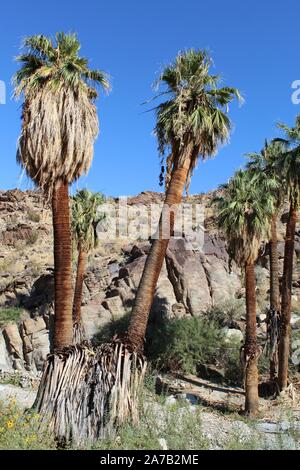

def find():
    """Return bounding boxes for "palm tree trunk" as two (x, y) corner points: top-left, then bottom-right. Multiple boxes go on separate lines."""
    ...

(72, 242), (87, 343)
(127, 158), (191, 352)
(269, 212), (280, 381)
(270, 214), (280, 311)
(52, 182), (73, 350)
(244, 262), (259, 415)
(73, 242), (87, 324)
(278, 203), (297, 390)
(34, 341), (146, 444)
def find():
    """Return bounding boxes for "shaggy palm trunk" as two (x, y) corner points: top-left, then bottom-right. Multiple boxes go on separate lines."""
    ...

(278, 203), (297, 390)
(268, 213), (280, 381)
(52, 182), (73, 350)
(73, 242), (87, 343)
(35, 157), (191, 445)
(33, 341), (146, 445)
(127, 158), (191, 352)
(244, 262), (259, 416)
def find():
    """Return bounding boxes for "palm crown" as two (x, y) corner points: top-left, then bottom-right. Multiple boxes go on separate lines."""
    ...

(154, 49), (243, 190)
(246, 139), (287, 211)
(213, 170), (274, 265)
(277, 116), (300, 208)
(71, 189), (105, 253)
(14, 33), (110, 196)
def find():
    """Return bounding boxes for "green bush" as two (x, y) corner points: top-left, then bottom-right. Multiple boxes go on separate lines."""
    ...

(147, 316), (244, 386)
(147, 317), (224, 374)
(0, 373), (23, 387)
(27, 211), (41, 223)
(206, 298), (245, 327)
(93, 313), (245, 385)
(92, 313), (130, 345)
(221, 339), (244, 386)
(0, 399), (56, 450)
(92, 404), (209, 450)
(257, 350), (271, 377)
(0, 307), (23, 327)
(27, 231), (39, 245)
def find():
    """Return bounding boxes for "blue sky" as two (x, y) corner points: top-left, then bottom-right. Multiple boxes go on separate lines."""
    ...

(0, 0), (299, 197)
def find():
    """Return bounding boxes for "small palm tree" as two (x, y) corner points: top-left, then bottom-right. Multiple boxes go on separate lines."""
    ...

(246, 140), (287, 381)
(213, 170), (274, 415)
(276, 116), (300, 390)
(127, 49), (242, 352)
(14, 33), (109, 350)
(71, 189), (105, 342)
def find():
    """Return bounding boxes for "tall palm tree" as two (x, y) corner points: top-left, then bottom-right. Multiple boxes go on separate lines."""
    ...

(71, 189), (105, 342)
(14, 33), (109, 350)
(246, 140), (286, 381)
(14, 34), (111, 444)
(213, 170), (274, 415)
(276, 116), (300, 390)
(127, 49), (242, 352)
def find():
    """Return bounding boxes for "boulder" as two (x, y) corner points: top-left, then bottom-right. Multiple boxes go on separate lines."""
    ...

(22, 317), (46, 336)
(221, 327), (244, 343)
(81, 302), (113, 339)
(2, 323), (24, 370)
(291, 314), (300, 329)
(31, 330), (49, 369)
(0, 331), (12, 371)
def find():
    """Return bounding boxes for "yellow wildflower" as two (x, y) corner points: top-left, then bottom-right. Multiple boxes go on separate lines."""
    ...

(6, 420), (14, 429)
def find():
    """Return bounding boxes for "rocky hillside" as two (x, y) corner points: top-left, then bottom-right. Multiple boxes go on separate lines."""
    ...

(1, 188), (300, 372)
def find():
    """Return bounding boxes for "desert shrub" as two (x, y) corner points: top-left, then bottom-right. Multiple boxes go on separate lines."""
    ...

(206, 298), (245, 327)
(93, 313), (245, 385)
(0, 399), (56, 450)
(224, 427), (300, 450)
(0, 307), (23, 327)
(257, 349), (271, 376)
(27, 231), (39, 245)
(147, 317), (224, 374)
(27, 210), (41, 223)
(221, 339), (244, 386)
(0, 373), (22, 387)
(147, 314), (247, 385)
(92, 403), (209, 450)
(92, 312), (131, 345)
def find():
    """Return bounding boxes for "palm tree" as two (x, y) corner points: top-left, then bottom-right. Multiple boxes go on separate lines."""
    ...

(246, 140), (286, 381)
(71, 189), (105, 342)
(213, 170), (274, 415)
(276, 116), (300, 391)
(126, 49), (242, 352)
(14, 33), (110, 443)
(14, 33), (109, 350)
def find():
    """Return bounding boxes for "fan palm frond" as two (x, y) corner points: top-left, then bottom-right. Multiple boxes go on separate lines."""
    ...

(14, 33), (110, 196)
(212, 169), (274, 265)
(151, 49), (242, 191)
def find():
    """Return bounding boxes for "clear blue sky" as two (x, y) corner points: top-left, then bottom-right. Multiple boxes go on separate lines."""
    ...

(0, 0), (299, 197)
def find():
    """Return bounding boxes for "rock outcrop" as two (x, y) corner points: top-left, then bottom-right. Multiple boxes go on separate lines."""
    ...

(1, 189), (300, 372)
